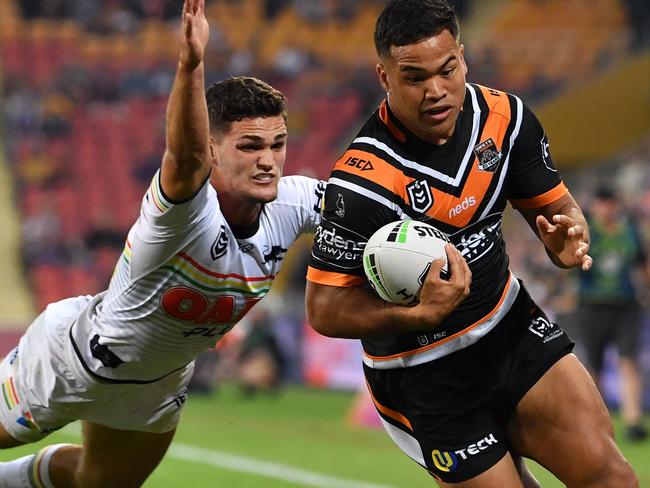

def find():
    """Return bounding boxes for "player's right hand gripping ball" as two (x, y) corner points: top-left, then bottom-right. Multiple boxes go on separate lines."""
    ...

(363, 220), (449, 306)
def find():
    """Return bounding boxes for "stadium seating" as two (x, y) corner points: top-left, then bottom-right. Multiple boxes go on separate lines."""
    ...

(0, 0), (642, 308)
(477, 0), (629, 98)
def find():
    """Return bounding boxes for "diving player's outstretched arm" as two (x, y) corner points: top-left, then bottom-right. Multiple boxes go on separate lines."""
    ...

(160, 0), (211, 201)
(306, 244), (471, 339)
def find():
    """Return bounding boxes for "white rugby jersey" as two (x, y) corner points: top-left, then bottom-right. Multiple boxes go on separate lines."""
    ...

(69, 171), (325, 383)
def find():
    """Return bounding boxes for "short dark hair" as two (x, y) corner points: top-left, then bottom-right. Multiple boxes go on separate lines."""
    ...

(205, 76), (287, 134)
(374, 0), (460, 58)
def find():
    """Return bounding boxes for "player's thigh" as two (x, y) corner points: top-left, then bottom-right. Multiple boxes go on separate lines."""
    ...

(75, 421), (176, 488)
(434, 452), (524, 488)
(0, 356), (23, 448)
(507, 354), (629, 485)
(0, 423), (26, 448)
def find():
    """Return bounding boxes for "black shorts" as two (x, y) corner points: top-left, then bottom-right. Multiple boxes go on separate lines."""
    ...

(364, 281), (574, 483)
(578, 303), (642, 371)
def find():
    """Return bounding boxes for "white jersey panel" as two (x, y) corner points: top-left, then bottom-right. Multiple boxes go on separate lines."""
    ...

(71, 173), (325, 382)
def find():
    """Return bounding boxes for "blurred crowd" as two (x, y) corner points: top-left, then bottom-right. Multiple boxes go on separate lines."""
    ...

(17, 0), (180, 27)
(505, 149), (650, 425)
(15, 0), (469, 28)
(1, 0), (649, 398)
(506, 151), (650, 318)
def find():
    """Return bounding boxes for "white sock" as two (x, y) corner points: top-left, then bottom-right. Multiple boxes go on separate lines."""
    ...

(0, 453), (35, 488)
(0, 443), (75, 488)
(31, 443), (78, 488)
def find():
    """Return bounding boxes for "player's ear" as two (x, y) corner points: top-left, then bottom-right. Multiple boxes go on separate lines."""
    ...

(376, 63), (390, 95)
(458, 44), (468, 76)
(208, 135), (219, 166)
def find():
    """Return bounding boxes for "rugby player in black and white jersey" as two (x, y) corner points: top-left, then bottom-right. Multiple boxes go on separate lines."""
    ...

(306, 1), (638, 487)
(0, 1), (325, 486)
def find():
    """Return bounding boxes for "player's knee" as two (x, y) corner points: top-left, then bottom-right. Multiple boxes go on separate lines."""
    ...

(599, 456), (638, 488)
(574, 438), (638, 488)
(75, 466), (145, 488)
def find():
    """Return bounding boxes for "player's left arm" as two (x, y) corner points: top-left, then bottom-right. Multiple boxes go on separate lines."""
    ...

(508, 101), (592, 271)
(518, 193), (592, 271)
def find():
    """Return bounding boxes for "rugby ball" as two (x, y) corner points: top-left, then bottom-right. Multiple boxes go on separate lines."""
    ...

(363, 220), (450, 306)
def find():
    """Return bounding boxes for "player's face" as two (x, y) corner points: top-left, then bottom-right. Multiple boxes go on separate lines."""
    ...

(210, 115), (287, 206)
(377, 29), (467, 145)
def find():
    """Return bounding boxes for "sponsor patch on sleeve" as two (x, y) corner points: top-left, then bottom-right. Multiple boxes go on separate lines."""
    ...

(311, 219), (366, 271)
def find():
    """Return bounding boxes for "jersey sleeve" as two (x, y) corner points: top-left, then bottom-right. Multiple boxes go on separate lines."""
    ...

(128, 170), (220, 278)
(507, 103), (568, 209)
(307, 153), (401, 287)
(278, 175), (326, 234)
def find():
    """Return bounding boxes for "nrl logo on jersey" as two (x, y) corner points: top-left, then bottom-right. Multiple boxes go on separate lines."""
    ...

(406, 179), (434, 213)
(335, 193), (345, 218)
(474, 138), (502, 172)
(211, 225), (229, 260)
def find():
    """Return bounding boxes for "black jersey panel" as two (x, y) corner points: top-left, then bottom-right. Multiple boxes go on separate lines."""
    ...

(506, 102), (563, 201)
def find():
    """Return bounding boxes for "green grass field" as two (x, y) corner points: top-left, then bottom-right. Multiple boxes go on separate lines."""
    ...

(1, 385), (648, 487)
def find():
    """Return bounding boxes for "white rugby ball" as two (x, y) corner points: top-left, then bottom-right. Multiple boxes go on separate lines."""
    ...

(363, 220), (450, 306)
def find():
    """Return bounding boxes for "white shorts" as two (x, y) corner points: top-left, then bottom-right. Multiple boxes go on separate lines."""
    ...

(0, 296), (194, 443)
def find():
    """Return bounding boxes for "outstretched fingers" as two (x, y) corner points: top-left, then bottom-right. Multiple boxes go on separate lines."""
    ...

(573, 238), (593, 271)
(179, 0), (209, 68)
(182, 0), (195, 38)
(184, 0), (200, 15)
(566, 224), (586, 238)
(552, 214), (589, 240)
(183, 0), (204, 23)
(536, 214), (557, 234)
(552, 214), (578, 231)
(183, 11), (192, 40)
(553, 214), (593, 269)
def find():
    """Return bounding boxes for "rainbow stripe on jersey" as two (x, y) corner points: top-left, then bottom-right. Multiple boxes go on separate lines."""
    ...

(121, 241), (274, 296)
(147, 174), (172, 214)
(16, 411), (39, 430)
(1, 377), (19, 410)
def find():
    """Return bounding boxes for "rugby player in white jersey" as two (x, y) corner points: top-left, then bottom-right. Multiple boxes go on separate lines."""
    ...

(0, 1), (325, 486)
